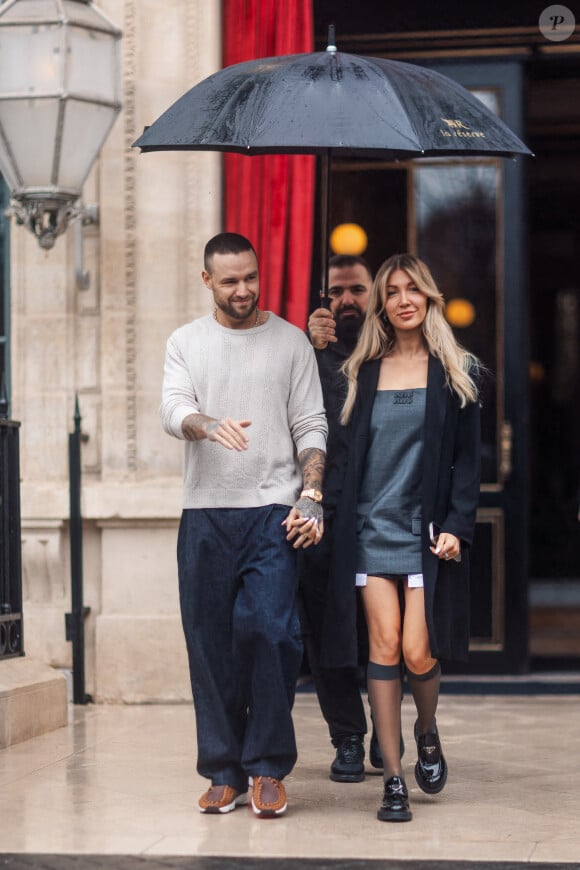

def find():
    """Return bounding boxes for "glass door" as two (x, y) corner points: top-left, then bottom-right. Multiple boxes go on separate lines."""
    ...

(321, 61), (529, 672)
(0, 176), (9, 408)
(411, 61), (529, 672)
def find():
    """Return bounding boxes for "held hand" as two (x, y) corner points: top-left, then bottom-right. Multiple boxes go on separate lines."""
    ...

(430, 532), (461, 562)
(282, 497), (324, 549)
(308, 308), (337, 349)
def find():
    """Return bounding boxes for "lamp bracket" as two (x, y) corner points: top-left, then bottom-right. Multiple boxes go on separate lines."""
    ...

(5, 192), (99, 251)
(5, 192), (99, 289)
(74, 204), (99, 291)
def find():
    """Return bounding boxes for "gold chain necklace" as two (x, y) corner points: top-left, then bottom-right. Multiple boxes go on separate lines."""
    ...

(213, 307), (261, 327)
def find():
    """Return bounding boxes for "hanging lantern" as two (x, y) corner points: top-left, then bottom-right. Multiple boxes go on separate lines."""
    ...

(0, 0), (122, 249)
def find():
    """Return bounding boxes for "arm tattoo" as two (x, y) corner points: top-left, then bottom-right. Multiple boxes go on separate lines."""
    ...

(298, 447), (325, 492)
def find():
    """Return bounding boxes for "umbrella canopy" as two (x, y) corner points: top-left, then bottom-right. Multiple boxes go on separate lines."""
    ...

(134, 50), (531, 159)
(133, 46), (531, 298)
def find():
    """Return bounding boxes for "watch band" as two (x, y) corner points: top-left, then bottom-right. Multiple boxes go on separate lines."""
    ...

(300, 489), (323, 503)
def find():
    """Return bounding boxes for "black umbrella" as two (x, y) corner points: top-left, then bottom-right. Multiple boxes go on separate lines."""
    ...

(133, 30), (531, 299)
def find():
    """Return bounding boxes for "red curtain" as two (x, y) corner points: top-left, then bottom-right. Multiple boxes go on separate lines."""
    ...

(222, 0), (315, 328)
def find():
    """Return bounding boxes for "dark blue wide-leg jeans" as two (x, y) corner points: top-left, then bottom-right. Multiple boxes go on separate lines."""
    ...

(177, 505), (302, 793)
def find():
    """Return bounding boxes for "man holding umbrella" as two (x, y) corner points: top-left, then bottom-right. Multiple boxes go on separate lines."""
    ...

(300, 254), (379, 781)
(160, 232), (327, 818)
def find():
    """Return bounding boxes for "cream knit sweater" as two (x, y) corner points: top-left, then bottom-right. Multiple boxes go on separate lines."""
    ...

(160, 313), (327, 509)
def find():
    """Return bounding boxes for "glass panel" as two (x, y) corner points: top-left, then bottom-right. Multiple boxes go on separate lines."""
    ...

(470, 89), (500, 116)
(57, 100), (118, 188)
(0, 1), (60, 23)
(0, 176), (7, 399)
(469, 520), (493, 638)
(0, 24), (63, 93)
(63, 0), (119, 33)
(0, 134), (20, 190)
(0, 345), (5, 397)
(67, 27), (120, 102)
(413, 161), (499, 484)
(330, 162), (408, 274)
(0, 99), (59, 187)
(469, 510), (505, 649)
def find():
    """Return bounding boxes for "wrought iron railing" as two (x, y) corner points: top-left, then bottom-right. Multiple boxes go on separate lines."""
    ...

(65, 396), (90, 703)
(0, 383), (23, 660)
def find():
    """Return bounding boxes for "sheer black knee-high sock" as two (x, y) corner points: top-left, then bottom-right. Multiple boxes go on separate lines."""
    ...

(406, 661), (441, 734)
(366, 662), (402, 780)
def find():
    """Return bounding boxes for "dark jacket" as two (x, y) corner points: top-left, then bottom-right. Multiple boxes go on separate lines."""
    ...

(320, 353), (481, 668)
(314, 340), (352, 507)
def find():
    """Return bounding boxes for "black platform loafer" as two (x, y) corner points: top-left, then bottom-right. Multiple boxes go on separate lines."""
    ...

(413, 719), (448, 794)
(330, 735), (365, 782)
(377, 775), (412, 822)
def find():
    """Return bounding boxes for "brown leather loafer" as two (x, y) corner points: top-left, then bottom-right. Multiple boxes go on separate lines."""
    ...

(198, 784), (248, 814)
(251, 776), (287, 817)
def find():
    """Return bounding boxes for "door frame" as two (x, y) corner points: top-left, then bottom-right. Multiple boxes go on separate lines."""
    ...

(0, 176), (10, 411)
(418, 60), (529, 673)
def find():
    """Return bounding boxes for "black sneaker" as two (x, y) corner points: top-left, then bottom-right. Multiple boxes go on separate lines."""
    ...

(377, 775), (412, 822)
(369, 727), (383, 769)
(413, 718), (448, 794)
(329, 735), (365, 782)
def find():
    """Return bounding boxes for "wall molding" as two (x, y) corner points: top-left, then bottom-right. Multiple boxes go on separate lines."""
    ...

(123, 0), (138, 472)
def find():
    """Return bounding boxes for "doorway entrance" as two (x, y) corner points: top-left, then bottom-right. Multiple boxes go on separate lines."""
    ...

(527, 61), (580, 662)
(0, 177), (9, 403)
(311, 0), (580, 673)
(311, 61), (530, 672)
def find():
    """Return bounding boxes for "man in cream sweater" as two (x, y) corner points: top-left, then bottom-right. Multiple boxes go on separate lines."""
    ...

(160, 232), (327, 818)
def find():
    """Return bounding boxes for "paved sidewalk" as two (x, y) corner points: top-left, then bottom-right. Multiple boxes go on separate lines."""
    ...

(1, 859), (580, 870)
(0, 691), (579, 864)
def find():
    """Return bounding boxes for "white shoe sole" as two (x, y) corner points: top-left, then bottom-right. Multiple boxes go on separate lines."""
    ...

(251, 796), (287, 817)
(249, 776), (287, 817)
(199, 792), (248, 814)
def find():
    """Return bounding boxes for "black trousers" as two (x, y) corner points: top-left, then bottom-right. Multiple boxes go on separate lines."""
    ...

(298, 520), (368, 746)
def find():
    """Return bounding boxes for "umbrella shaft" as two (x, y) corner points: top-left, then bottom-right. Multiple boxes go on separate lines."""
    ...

(320, 150), (331, 308)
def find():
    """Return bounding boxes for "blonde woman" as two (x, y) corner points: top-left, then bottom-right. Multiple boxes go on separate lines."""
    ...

(320, 254), (481, 822)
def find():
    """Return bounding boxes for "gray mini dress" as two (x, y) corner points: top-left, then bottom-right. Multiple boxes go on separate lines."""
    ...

(356, 388), (426, 577)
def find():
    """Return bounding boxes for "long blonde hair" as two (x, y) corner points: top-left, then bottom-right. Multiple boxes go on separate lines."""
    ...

(340, 253), (480, 424)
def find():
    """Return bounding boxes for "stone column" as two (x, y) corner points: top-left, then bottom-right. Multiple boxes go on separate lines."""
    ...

(11, 0), (222, 703)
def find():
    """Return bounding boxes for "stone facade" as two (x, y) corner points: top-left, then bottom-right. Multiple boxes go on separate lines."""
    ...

(9, 0), (222, 702)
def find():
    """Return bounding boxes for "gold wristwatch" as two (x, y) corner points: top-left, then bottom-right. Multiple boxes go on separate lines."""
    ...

(300, 489), (323, 503)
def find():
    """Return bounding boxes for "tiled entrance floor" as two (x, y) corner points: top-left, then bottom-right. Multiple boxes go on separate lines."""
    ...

(0, 691), (579, 863)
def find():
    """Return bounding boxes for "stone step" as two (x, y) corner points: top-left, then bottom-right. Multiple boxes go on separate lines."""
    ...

(0, 657), (68, 748)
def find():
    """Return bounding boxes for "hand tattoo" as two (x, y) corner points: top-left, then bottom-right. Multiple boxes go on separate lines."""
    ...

(292, 497), (324, 523)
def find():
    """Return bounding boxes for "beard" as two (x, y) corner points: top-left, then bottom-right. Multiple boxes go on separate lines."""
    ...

(335, 310), (364, 348)
(216, 296), (258, 321)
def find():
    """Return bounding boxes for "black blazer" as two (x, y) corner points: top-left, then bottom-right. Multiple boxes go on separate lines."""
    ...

(320, 354), (481, 668)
